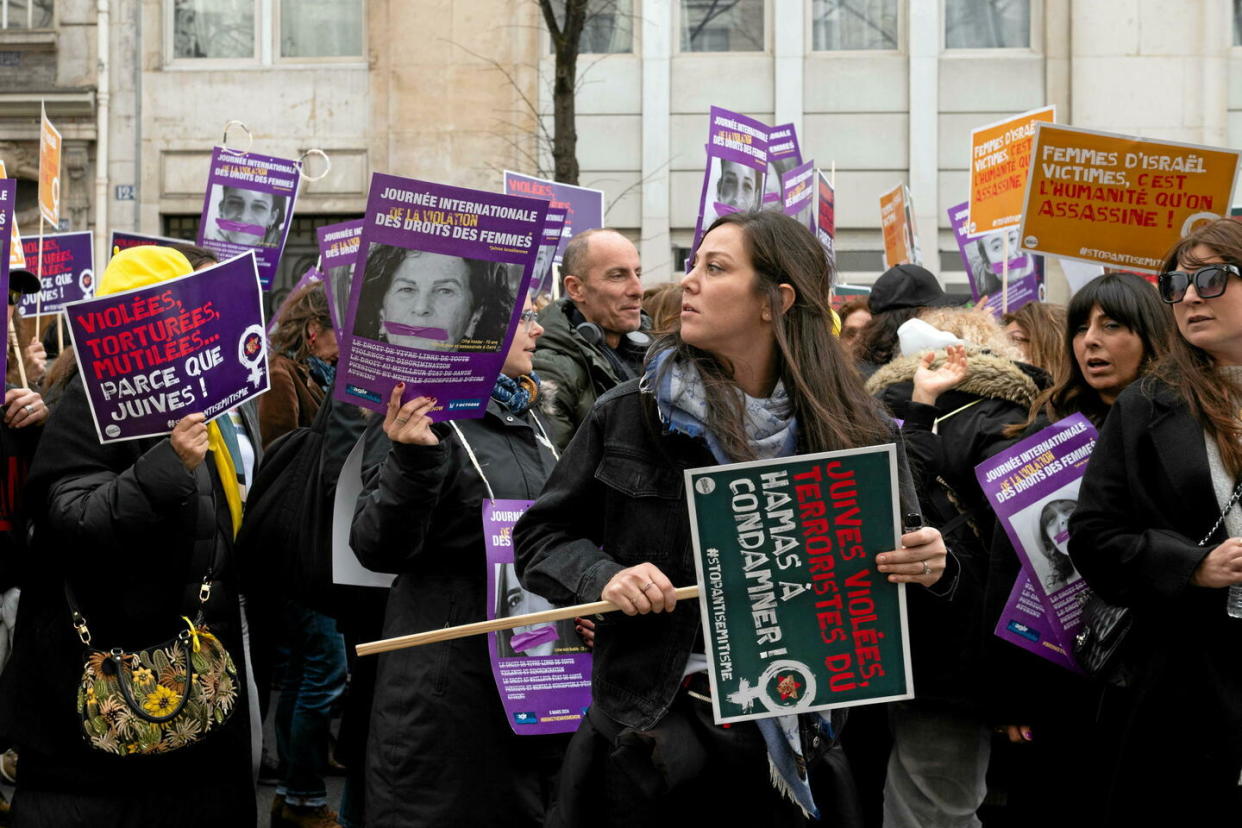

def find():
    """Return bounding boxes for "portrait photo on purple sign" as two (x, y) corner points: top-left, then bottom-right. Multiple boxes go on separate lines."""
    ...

(697, 157), (765, 243)
(493, 563), (582, 659)
(1009, 480), (1083, 595)
(352, 242), (517, 353)
(202, 184), (289, 248)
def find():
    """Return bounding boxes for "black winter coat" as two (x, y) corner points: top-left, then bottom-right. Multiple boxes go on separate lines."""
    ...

(867, 348), (1041, 707)
(349, 399), (564, 828)
(1069, 378), (1242, 826)
(516, 379), (948, 732)
(8, 375), (256, 826)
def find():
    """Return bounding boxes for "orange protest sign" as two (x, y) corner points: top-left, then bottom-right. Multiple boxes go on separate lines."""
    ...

(0, 161), (24, 269)
(38, 104), (62, 226)
(968, 106), (1054, 237)
(1020, 124), (1241, 272)
(880, 184), (921, 268)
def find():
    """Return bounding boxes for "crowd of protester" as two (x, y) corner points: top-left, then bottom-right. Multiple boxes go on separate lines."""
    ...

(0, 213), (1237, 828)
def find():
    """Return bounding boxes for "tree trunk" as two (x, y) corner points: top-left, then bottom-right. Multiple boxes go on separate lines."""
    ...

(539, 0), (587, 186)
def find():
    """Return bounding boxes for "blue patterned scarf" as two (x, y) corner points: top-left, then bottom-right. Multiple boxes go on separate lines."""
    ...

(492, 372), (541, 416)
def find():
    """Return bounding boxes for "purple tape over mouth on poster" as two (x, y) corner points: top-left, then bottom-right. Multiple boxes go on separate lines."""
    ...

(975, 414), (1098, 672)
(65, 252), (270, 443)
(948, 201), (1043, 317)
(333, 174), (548, 421)
(317, 218), (365, 336)
(484, 498), (592, 736)
(196, 146), (301, 291)
(18, 231), (96, 317)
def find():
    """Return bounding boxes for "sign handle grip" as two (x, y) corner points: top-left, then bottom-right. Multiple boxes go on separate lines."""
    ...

(356, 585), (701, 657)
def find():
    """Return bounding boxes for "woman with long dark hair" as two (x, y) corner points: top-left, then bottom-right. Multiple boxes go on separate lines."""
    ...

(515, 211), (952, 825)
(1070, 219), (1242, 825)
(983, 274), (1172, 826)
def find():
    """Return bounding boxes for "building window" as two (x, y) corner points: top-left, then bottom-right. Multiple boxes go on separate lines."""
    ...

(1234, 0), (1241, 46)
(680, 0), (764, 52)
(1, 0), (52, 30)
(546, 0), (634, 54)
(811, 0), (898, 51)
(168, 0), (363, 63)
(945, 0), (1030, 48)
(173, 0), (255, 59)
(280, 0), (363, 58)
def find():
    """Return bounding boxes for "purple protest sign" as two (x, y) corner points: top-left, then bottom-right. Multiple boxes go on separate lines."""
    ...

(975, 414), (1098, 671)
(267, 266), (323, 336)
(693, 107), (770, 256)
(484, 499), (592, 735)
(196, 147), (300, 290)
(530, 208), (567, 300)
(781, 159), (816, 233)
(0, 180), (13, 379)
(502, 171), (604, 263)
(109, 230), (188, 256)
(317, 219), (364, 335)
(817, 170), (837, 267)
(18, 231), (95, 316)
(65, 252), (270, 443)
(334, 175), (548, 420)
(948, 201), (1043, 315)
(763, 122), (802, 210)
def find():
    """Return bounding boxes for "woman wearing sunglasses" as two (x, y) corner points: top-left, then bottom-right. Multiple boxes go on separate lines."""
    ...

(1069, 218), (1242, 826)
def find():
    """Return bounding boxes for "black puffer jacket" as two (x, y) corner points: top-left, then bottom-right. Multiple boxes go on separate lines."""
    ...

(9, 374), (255, 825)
(867, 347), (1043, 706)
(349, 399), (565, 828)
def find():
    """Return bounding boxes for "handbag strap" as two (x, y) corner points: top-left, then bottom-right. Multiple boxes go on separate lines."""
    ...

(446, 409), (560, 503)
(67, 462), (221, 645)
(1197, 478), (1242, 547)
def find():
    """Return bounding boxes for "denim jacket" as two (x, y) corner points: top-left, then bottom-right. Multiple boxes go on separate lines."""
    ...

(515, 379), (951, 731)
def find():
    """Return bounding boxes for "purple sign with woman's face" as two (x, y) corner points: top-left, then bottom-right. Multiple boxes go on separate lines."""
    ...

(334, 175), (548, 421)
(317, 219), (364, 335)
(18, 231), (95, 316)
(763, 122), (802, 211)
(484, 498), (592, 735)
(975, 414), (1097, 671)
(781, 159), (816, 233)
(948, 201), (1043, 315)
(196, 147), (300, 290)
(530, 208), (567, 299)
(65, 253), (269, 443)
(692, 107), (771, 257)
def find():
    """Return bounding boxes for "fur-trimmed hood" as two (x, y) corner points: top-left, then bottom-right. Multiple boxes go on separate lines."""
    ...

(864, 345), (1040, 410)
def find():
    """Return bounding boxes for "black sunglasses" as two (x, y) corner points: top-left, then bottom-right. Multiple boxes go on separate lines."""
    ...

(1158, 263), (1241, 304)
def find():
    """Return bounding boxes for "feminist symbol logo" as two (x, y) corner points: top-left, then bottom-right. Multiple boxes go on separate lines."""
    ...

(727, 659), (817, 715)
(237, 324), (266, 387)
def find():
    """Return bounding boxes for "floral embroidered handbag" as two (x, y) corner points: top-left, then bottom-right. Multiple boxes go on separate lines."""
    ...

(68, 466), (239, 756)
